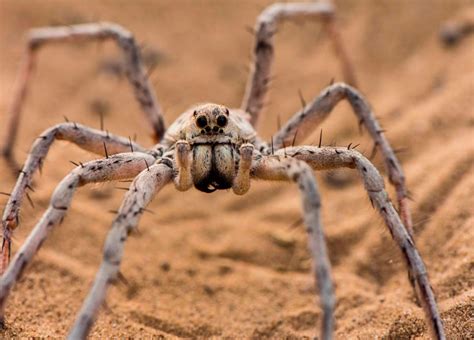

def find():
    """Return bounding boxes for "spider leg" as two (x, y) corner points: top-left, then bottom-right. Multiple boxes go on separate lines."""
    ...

(252, 155), (334, 340)
(68, 161), (173, 339)
(1, 123), (148, 274)
(273, 83), (413, 238)
(2, 22), (166, 166)
(280, 146), (446, 340)
(0, 152), (156, 328)
(242, 1), (356, 126)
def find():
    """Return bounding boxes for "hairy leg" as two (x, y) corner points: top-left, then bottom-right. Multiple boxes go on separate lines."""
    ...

(273, 83), (413, 237)
(242, 2), (356, 126)
(2, 22), (166, 165)
(68, 161), (173, 339)
(0, 123), (147, 273)
(252, 155), (334, 340)
(280, 146), (445, 340)
(0, 152), (155, 295)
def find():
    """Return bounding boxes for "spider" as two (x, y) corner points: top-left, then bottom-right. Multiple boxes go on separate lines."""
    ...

(0, 2), (445, 339)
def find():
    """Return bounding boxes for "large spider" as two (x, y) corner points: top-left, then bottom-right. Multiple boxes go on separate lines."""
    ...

(0, 2), (444, 339)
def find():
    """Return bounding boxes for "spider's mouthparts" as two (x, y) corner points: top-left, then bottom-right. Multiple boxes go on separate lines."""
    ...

(205, 184), (217, 193)
(194, 178), (232, 193)
(195, 181), (217, 193)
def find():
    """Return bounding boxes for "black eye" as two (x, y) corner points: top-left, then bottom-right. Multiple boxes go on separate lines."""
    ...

(216, 115), (227, 127)
(196, 115), (207, 128)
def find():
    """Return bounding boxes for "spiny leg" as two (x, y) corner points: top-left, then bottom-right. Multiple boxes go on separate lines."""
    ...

(280, 146), (445, 340)
(0, 152), (156, 327)
(68, 161), (173, 339)
(273, 82), (413, 237)
(1, 123), (147, 274)
(2, 22), (166, 166)
(242, 1), (357, 126)
(252, 155), (334, 340)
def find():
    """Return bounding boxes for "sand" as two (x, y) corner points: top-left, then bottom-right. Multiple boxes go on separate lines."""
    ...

(0, 0), (473, 338)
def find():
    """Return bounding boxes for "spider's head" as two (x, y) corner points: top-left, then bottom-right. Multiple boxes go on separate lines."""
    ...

(192, 103), (230, 136)
(164, 102), (255, 146)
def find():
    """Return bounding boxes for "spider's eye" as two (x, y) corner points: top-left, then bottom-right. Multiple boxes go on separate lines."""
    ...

(216, 115), (228, 127)
(196, 115), (208, 128)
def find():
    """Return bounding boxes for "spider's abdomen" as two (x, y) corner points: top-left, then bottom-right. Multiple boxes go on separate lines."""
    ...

(192, 144), (235, 193)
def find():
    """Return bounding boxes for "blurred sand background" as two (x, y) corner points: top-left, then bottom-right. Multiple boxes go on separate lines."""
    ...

(0, 0), (473, 338)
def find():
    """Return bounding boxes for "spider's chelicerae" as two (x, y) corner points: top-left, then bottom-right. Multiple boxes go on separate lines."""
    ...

(0, 2), (445, 339)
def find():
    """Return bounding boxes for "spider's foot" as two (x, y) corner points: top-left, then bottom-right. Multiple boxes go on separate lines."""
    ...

(0, 312), (6, 330)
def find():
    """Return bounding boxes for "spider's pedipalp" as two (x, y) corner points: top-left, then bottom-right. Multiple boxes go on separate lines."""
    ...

(273, 83), (413, 237)
(252, 155), (334, 340)
(2, 22), (166, 167)
(69, 162), (173, 339)
(282, 146), (445, 340)
(0, 152), (156, 325)
(174, 140), (193, 191)
(0, 123), (146, 274)
(232, 143), (254, 195)
(242, 2), (356, 126)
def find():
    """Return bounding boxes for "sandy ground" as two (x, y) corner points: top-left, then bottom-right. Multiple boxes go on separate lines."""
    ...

(0, 0), (473, 338)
